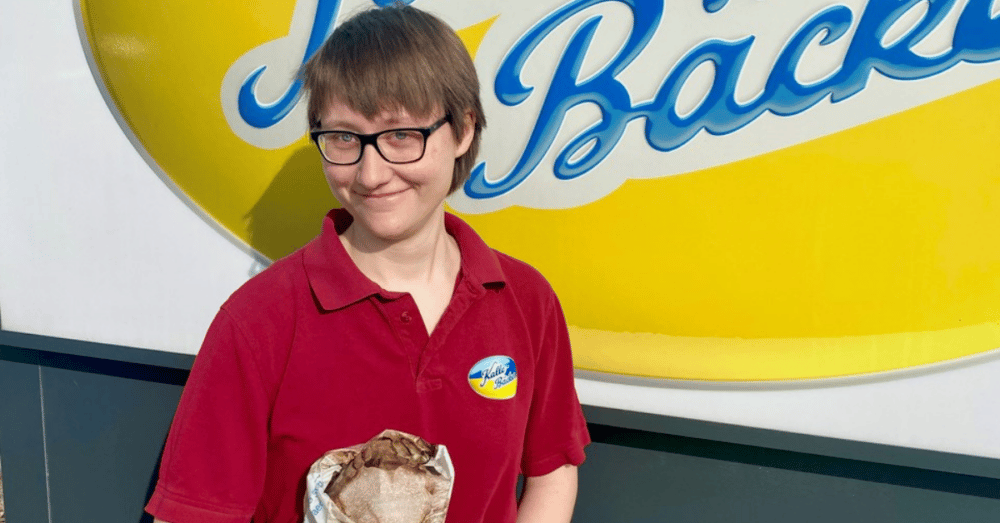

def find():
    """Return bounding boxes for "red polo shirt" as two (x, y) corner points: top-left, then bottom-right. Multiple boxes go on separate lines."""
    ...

(146, 209), (590, 523)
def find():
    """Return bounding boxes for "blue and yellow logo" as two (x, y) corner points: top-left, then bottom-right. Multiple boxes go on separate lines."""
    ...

(469, 356), (517, 400)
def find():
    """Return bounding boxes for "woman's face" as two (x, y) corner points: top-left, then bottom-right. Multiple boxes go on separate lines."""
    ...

(317, 100), (472, 244)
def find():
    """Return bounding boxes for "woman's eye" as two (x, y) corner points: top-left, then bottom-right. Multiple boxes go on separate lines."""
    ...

(390, 131), (418, 142)
(325, 132), (357, 148)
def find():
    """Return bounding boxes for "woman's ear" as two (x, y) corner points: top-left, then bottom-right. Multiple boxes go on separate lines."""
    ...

(454, 112), (475, 158)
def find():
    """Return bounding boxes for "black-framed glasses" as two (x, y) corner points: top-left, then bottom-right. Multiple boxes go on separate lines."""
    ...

(309, 116), (450, 165)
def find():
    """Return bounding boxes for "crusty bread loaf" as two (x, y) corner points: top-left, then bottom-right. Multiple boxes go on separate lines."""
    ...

(318, 430), (451, 523)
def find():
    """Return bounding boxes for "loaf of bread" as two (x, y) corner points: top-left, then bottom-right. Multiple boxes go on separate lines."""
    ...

(304, 430), (454, 523)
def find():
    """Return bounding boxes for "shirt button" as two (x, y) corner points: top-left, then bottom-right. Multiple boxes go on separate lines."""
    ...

(400, 311), (412, 323)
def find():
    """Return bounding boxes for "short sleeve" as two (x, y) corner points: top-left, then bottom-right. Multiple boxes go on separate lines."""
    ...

(145, 309), (272, 523)
(520, 292), (591, 477)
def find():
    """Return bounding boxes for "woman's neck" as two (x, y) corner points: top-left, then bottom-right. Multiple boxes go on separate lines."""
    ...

(339, 213), (460, 292)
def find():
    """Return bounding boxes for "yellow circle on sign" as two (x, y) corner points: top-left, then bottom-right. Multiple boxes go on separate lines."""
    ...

(80, 0), (1000, 381)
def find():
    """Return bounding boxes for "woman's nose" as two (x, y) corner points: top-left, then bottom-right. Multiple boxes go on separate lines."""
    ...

(354, 143), (393, 189)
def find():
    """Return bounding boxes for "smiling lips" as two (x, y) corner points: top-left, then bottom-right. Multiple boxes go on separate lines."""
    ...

(357, 188), (408, 199)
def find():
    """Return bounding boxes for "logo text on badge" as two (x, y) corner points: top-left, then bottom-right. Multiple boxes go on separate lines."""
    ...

(468, 355), (518, 400)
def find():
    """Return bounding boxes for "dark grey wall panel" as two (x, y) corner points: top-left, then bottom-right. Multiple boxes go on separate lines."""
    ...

(575, 425), (1000, 523)
(0, 332), (193, 371)
(36, 352), (186, 523)
(584, 404), (1000, 481)
(4, 332), (1000, 523)
(0, 347), (49, 523)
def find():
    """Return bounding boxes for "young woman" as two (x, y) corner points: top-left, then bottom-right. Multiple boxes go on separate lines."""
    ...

(147, 6), (589, 523)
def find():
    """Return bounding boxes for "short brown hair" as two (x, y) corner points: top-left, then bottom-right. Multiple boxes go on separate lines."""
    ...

(301, 5), (486, 194)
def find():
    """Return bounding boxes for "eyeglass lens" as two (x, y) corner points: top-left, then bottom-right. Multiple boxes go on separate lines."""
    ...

(317, 129), (426, 165)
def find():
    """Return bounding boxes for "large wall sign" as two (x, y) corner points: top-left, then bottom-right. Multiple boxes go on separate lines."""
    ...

(78, 0), (1000, 381)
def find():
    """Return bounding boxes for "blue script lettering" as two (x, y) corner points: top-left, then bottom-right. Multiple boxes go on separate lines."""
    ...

(464, 0), (1000, 198)
(480, 360), (515, 388)
(237, 0), (343, 129)
(469, 0), (661, 196)
(238, 0), (416, 128)
(703, 0), (729, 14)
(492, 373), (515, 389)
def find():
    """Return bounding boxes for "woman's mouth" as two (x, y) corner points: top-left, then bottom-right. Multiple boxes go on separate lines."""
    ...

(358, 188), (407, 199)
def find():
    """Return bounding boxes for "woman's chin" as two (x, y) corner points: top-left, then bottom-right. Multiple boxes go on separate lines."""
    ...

(352, 216), (427, 245)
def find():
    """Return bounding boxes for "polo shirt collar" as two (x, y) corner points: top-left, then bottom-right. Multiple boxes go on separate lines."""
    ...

(303, 208), (506, 311)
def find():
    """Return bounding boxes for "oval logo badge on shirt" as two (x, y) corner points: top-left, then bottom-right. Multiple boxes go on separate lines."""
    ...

(468, 356), (517, 400)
